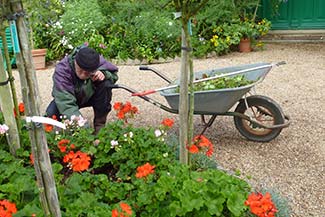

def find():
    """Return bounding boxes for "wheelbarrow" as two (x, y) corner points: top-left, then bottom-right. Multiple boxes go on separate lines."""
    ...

(111, 62), (290, 142)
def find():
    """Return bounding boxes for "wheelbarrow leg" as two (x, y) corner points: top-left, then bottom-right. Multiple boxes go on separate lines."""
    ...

(199, 115), (217, 135)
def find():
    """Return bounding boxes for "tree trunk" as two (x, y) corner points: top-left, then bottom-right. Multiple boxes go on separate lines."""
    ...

(10, 1), (61, 216)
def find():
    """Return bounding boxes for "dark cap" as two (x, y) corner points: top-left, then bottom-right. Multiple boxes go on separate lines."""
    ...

(75, 47), (100, 72)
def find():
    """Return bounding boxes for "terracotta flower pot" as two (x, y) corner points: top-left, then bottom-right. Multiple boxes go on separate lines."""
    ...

(238, 38), (251, 53)
(31, 48), (47, 70)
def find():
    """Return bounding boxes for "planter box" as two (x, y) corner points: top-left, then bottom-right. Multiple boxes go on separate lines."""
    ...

(31, 49), (47, 70)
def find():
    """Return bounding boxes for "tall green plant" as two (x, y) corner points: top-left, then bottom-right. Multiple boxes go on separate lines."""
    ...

(23, 0), (64, 49)
(60, 0), (107, 46)
(98, 0), (180, 61)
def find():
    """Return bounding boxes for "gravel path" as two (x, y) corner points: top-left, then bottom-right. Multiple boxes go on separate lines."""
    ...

(14, 43), (325, 216)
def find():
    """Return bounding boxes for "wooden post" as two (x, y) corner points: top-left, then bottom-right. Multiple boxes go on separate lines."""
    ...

(1, 22), (23, 135)
(0, 42), (20, 155)
(179, 27), (189, 164)
(173, 0), (209, 165)
(10, 1), (61, 216)
(0, 0), (21, 155)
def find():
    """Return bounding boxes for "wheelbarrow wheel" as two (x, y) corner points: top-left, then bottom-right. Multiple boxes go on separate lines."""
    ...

(234, 95), (285, 142)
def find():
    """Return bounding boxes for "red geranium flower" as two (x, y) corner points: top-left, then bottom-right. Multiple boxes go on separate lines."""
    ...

(111, 209), (119, 217)
(245, 192), (277, 217)
(161, 118), (174, 128)
(188, 144), (199, 154)
(136, 162), (155, 178)
(119, 202), (132, 215)
(18, 102), (24, 113)
(44, 115), (58, 132)
(63, 151), (91, 172)
(71, 151), (91, 172)
(187, 135), (214, 157)
(113, 102), (122, 111)
(44, 124), (53, 132)
(111, 202), (132, 217)
(113, 101), (138, 123)
(0, 199), (17, 217)
(57, 139), (70, 153)
(30, 153), (34, 165)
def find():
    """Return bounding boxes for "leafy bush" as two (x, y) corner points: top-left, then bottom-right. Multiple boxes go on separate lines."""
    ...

(23, 0), (274, 62)
(23, 0), (66, 60)
(59, 0), (108, 47)
(0, 103), (252, 216)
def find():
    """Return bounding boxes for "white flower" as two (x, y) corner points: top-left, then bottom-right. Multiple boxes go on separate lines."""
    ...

(0, 124), (9, 135)
(60, 36), (68, 46)
(168, 22), (173, 26)
(54, 21), (62, 28)
(76, 116), (87, 127)
(155, 129), (162, 137)
(129, 132), (133, 138)
(110, 140), (119, 148)
(163, 153), (168, 158)
(64, 115), (87, 128)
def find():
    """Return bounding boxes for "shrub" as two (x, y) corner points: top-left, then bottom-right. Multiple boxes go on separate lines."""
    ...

(59, 0), (108, 47)
(25, 0), (274, 61)
(23, 0), (66, 60)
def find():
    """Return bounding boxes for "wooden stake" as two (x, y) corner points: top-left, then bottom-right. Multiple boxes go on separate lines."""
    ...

(10, 1), (61, 216)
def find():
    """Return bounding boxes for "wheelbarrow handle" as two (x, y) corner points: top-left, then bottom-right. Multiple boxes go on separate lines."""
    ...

(132, 90), (156, 96)
(275, 61), (286, 66)
(139, 65), (172, 83)
(139, 65), (149, 70)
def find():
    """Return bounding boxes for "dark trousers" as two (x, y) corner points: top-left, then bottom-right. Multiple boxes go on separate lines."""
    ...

(46, 79), (113, 120)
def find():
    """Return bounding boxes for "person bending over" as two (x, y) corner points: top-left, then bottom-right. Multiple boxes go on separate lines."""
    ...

(46, 46), (118, 134)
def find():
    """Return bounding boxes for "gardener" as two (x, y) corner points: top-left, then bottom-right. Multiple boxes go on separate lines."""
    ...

(45, 45), (118, 134)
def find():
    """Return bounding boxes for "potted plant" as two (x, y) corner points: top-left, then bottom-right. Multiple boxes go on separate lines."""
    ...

(237, 20), (258, 52)
(29, 28), (47, 70)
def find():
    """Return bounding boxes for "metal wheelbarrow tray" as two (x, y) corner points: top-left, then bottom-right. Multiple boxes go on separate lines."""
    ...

(160, 63), (271, 114)
(113, 62), (290, 142)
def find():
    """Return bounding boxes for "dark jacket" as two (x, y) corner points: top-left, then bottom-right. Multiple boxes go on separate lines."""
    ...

(52, 48), (118, 118)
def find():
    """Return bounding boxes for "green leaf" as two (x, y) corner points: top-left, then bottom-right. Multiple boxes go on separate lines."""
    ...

(227, 192), (246, 216)
(206, 197), (225, 215)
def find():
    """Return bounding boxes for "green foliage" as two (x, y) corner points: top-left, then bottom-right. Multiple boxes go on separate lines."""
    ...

(174, 75), (254, 93)
(59, 0), (107, 47)
(0, 117), (253, 216)
(192, 16), (271, 56)
(24, 0), (274, 62)
(0, 150), (42, 216)
(0, 103), (292, 216)
(132, 164), (250, 216)
(23, 0), (66, 60)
